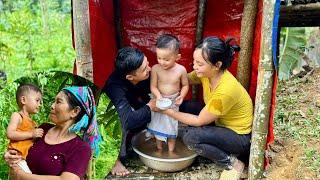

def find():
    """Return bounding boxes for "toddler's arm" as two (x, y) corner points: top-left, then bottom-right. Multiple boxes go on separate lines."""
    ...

(6, 112), (43, 141)
(150, 66), (162, 99)
(176, 67), (189, 105)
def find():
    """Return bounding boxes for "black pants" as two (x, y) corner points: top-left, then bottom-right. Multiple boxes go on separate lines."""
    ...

(179, 100), (251, 169)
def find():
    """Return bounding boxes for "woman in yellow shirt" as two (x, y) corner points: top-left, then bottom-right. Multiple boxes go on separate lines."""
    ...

(163, 36), (253, 180)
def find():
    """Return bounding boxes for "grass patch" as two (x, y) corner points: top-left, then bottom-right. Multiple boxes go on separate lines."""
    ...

(274, 74), (320, 177)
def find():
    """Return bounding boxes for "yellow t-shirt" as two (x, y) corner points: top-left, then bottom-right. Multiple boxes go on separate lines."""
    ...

(188, 70), (253, 134)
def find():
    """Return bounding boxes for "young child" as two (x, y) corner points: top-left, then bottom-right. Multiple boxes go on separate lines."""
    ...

(7, 84), (44, 173)
(147, 34), (189, 153)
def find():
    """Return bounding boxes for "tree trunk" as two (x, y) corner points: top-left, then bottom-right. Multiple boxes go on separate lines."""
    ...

(237, 0), (259, 90)
(248, 0), (276, 179)
(72, 0), (93, 82)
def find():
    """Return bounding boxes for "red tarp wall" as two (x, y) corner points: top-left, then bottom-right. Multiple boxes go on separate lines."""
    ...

(89, 0), (117, 88)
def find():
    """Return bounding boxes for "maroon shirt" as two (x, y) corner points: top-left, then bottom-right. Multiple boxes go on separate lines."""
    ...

(26, 123), (91, 178)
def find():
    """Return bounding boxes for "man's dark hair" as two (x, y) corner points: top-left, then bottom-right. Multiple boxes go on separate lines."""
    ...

(156, 34), (180, 53)
(16, 83), (42, 108)
(115, 47), (144, 76)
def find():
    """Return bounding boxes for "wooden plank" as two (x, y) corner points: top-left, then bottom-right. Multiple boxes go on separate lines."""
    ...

(279, 3), (320, 27)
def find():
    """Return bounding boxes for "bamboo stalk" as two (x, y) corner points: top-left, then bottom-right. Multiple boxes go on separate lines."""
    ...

(193, 0), (207, 100)
(248, 0), (276, 179)
(237, 0), (259, 90)
(72, 0), (93, 82)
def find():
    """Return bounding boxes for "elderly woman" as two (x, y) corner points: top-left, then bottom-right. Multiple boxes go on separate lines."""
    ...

(163, 36), (253, 180)
(5, 86), (101, 180)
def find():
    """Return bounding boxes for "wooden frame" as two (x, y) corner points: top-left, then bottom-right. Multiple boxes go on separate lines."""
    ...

(71, 0), (278, 179)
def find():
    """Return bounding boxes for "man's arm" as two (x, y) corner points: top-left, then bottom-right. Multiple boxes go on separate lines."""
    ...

(105, 83), (151, 130)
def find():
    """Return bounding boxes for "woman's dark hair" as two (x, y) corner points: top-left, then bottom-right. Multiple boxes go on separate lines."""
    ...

(115, 47), (144, 76)
(62, 90), (86, 124)
(197, 36), (240, 70)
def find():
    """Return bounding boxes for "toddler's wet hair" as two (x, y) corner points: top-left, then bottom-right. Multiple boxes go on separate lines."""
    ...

(156, 34), (180, 53)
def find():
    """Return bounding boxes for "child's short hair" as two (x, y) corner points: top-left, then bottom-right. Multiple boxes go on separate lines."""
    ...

(156, 34), (180, 53)
(16, 84), (42, 108)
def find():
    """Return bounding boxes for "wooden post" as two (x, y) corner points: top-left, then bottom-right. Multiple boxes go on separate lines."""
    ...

(113, 0), (123, 49)
(72, 0), (93, 82)
(195, 0), (207, 46)
(248, 0), (276, 179)
(192, 0), (207, 100)
(237, 0), (259, 90)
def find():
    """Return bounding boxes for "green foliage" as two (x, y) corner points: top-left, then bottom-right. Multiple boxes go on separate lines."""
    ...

(95, 93), (121, 179)
(279, 27), (306, 80)
(0, 82), (17, 178)
(0, 0), (75, 82)
(0, 71), (121, 179)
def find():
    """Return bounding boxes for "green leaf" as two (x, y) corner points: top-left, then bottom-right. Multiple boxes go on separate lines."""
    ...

(279, 27), (306, 80)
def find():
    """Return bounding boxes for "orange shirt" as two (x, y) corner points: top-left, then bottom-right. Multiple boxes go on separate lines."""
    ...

(8, 113), (37, 159)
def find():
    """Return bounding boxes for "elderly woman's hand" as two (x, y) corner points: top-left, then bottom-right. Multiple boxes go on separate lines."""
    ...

(4, 149), (22, 168)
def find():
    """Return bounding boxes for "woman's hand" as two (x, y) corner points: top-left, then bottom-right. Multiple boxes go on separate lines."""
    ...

(175, 95), (184, 106)
(10, 165), (24, 179)
(4, 149), (22, 168)
(162, 108), (173, 115)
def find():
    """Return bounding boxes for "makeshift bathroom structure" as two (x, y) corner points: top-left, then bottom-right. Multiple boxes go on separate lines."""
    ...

(71, 0), (281, 179)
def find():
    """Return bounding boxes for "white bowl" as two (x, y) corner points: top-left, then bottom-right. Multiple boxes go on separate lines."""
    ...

(156, 98), (172, 110)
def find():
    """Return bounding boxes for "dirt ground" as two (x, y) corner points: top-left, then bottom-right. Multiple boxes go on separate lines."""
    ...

(265, 68), (320, 180)
(266, 139), (316, 180)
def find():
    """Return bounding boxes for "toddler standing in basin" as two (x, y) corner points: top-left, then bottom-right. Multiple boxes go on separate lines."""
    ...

(147, 34), (188, 153)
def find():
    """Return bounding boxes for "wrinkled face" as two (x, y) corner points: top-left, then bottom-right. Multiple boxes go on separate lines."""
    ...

(24, 91), (42, 114)
(49, 91), (77, 124)
(156, 48), (179, 70)
(192, 48), (214, 78)
(130, 56), (151, 82)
